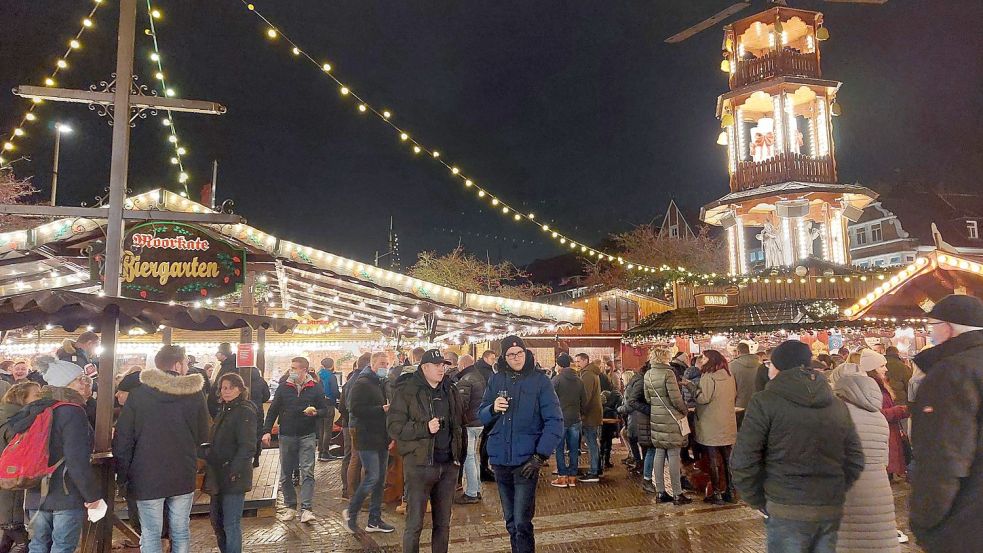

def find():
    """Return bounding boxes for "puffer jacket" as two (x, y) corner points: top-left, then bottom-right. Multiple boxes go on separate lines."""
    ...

(347, 368), (389, 450)
(644, 363), (688, 449)
(833, 374), (900, 553)
(731, 367), (864, 522)
(387, 368), (464, 466)
(455, 364), (487, 428)
(0, 402), (25, 526)
(619, 371), (651, 446)
(910, 330), (983, 553)
(580, 361), (604, 427)
(478, 350), (563, 467)
(203, 396), (257, 495)
(690, 369), (738, 446)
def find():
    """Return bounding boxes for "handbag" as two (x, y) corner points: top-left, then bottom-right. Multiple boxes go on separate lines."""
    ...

(898, 422), (913, 467)
(653, 375), (690, 436)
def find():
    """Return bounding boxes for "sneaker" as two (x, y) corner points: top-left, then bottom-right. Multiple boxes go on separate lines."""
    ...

(673, 494), (693, 506)
(366, 520), (396, 533)
(299, 510), (316, 523)
(566, 476), (576, 487)
(341, 508), (356, 534)
(641, 479), (658, 495)
(897, 530), (909, 544)
(277, 508), (297, 522)
(656, 492), (674, 503)
(578, 474), (600, 483)
(455, 493), (482, 504)
(707, 493), (726, 506)
(550, 477), (569, 488)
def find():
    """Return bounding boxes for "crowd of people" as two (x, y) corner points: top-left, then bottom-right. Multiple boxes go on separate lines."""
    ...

(0, 293), (980, 553)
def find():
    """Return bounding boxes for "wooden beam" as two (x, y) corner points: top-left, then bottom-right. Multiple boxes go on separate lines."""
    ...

(0, 204), (243, 224)
(12, 85), (226, 115)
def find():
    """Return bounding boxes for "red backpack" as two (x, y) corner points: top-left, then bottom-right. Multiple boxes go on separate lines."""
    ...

(0, 402), (79, 492)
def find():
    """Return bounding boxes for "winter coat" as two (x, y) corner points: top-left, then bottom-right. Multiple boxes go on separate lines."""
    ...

(11, 387), (100, 512)
(732, 367), (864, 522)
(347, 368), (389, 451)
(113, 369), (210, 501)
(210, 365), (270, 424)
(474, 358), (495, 385)
(0, 402), (25, 525)
(884, 354), (912, 406)
(681, 365), (702, 407)
(387, 369), (464, 466)
(644, 363), (688, 449)
(263, 376), (328, 438)
(580, 361), (605, 427)
(833, 374), (900, 553)
(317, 368), (341, 405)
(203, 396), (257, 495)
(868, 375), (909, 476)
(338, 368), (361, 428)
(56, 339), (95, 370)
(552, 368), (588, 427)
(909, 330), (983, 552)
(731, 354), (761, 409)
(689, 369), (738, 447)
(619, 371), (651, 446)
(478, 351), (564, 467)
(455, 364), (487, 428)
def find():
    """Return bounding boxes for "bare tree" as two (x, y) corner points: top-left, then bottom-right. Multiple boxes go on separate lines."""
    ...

(0, 168), (36, 232)
(409, 246), (551, 301)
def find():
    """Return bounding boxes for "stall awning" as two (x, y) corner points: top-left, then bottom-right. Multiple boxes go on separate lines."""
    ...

(0, 290), (297, 333)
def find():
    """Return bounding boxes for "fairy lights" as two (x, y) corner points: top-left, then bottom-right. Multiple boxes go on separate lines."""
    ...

(1, 0), (105, 168)
(232, 0), (688, 277)
(145, 2), (191, 195)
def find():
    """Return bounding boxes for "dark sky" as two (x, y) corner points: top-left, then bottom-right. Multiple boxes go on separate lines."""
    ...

(2, 1), (980, 267)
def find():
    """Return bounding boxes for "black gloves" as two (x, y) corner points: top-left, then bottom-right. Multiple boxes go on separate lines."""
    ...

(516, 454), (546, 479)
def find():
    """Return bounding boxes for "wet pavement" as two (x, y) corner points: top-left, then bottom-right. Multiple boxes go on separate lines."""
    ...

(182, 444), (923, 553)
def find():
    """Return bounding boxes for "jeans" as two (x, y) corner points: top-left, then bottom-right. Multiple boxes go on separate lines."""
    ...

(27, 509), (84, 553)
(463, 427), (483, 497)
(554, 422), (582, 477)
(766, 517), (840, 553)
(493, 464), (538, 553)
(316, 405), (337, 456)
(348, 447), (389, 525)
(582, 425), (600, 475)
(706, 444), (734, 496)
(649, 447), (682, 496)
(403, 463), (457, 553)
(209, 493), (245, 553)
(136, 491), (194, 553)
(279, 433), (316, 510)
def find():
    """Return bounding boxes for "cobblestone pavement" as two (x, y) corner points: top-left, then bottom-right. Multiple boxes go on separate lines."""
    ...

(182, 445), (923, 553)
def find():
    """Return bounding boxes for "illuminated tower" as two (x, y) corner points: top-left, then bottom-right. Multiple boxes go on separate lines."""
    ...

(699, 6), (876, 274)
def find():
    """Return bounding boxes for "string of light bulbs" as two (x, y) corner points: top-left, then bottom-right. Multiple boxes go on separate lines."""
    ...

(143, 1), (191, 196)
(1, 0), (106, 168)
(235, 0), (685, 276)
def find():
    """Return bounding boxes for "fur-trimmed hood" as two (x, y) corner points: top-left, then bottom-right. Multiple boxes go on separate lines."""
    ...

(60, 338), (77, 354)
(140, 368), (204, 396)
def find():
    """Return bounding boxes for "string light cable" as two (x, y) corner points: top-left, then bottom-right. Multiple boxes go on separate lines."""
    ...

(144, 1), (191, 196)
(1, 0), (107, 167)
(234, 1), (682, 276)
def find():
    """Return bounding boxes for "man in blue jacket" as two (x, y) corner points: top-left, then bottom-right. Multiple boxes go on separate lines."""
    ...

(316, 357), (341, 461)
(479, 336), (563, 553)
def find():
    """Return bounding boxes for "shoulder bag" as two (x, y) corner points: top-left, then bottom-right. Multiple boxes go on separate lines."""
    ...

(653, 374), (690, 436)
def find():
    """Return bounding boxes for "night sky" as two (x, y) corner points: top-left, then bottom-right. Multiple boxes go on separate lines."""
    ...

(1, 1), (980, 268)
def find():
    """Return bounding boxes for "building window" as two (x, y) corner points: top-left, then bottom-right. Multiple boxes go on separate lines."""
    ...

(905, 255), (915, 262)
(855, 227), (868, 246)
(870, 223), (882, 243)
(599, 297), (639, 332)
(669, 226), (679, 238)
(969, 220), (979, 239)
(890, 256), (901, 265)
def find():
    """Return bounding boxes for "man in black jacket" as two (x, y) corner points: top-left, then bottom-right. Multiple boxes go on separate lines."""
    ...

(262, 356), (327, 524)
(13, 360), (103, 553)
(388, 350), (464, 553)
(114, 345), (210, 553)
(343, 352), (394, 534)
(474, 349), (498, 482)
(550, 352), (587, 489)
(731, 340), (864, 553)
(340, 354), (370, 499)
(910, 295), (983, 553)
(455, 354), (486, 503)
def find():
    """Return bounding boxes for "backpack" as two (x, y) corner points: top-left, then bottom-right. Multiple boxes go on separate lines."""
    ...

(0, 401), (78, 492)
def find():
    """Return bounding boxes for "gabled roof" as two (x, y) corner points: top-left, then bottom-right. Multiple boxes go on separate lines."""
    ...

(659, 199), (696, 239)
(868, 191), (983, 250)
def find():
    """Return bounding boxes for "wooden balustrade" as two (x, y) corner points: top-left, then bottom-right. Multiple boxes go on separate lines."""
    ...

(730, 49), (820, 89)
(730, 152), (835, 192)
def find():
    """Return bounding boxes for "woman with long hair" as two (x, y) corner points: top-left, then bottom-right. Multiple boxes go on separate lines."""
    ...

(0, 381), (42, 553)
(203, 373), (257, 553)
(683, 349), (738, 505)
(643, 347), (692, 505)
(859, 350), (910, 480)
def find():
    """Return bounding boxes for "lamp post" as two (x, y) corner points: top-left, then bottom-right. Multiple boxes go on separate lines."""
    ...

(51, 123), (72, 206)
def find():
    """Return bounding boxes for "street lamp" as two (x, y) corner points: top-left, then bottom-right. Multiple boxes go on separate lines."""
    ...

(51, 123), (73, 206)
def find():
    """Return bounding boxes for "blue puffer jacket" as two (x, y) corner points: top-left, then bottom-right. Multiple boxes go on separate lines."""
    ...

(478, 350), (563, 467)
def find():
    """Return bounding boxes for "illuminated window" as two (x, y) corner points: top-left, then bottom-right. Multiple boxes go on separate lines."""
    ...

(599, 297), (639, 332)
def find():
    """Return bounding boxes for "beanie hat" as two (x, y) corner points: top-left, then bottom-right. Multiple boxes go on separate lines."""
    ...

(556, 352), (572, 368)
(771, 340), (813, 371)
(42, 360), (84, 388)
(117, 370), (142, 392)
(859, 349), (887, 374)
(500, 335), (525, 352)
(926, 294), (983, 327)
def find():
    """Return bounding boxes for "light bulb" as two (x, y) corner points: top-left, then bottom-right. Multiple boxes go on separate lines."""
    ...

(513, 214), (521, 221)
(44, 78), (55, 86)
(502, 206), (509, 214)
(357, 104), (367, 112)
(176, 147), (186, 155)
(542, 224), (549, 231)
(168, 135), (177, 143)
(464, 179), (473, 187)
(179, 172), (188, 183)
(477, 190), (486, 198)
(162, 118), (171, 126)
(400, 133), (408, 141)
(82, 18), (93, 27)
(24, 113), (36, 122)
(559, 238), (566, 244)
(451, 167), (459, 174)
(322, 63), (332, 72)
(155, 71), (164, 80)
(150, 53), (160, 61)
(340, 86), (349, 95)
(491, 198), (499, 206)
(432, 151), (440, 158)
(3, 143), (13, 151)
(552, 232), (558, 238)
(151, 9), (161, 19)
(382, 110), (391, 119)
(12, 129), (23, 137)
(717, 131), (728, 145)
(292, 47), (300, 55)
(720, 58), (730, 72)
(266, 28), (277, 38)
(69, 40), (80, 49)
(413, 146), (421, 154)
(166, 88), (175, 97)
(170, 157), (178, 164)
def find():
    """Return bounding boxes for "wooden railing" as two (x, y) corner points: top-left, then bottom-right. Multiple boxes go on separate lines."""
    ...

(730, 48), (820, 89)
(731, 152), (835, 192)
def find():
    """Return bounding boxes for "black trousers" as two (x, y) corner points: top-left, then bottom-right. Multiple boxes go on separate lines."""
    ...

(600, 423), (618, 470)
(404, 463), (457, 553)
(479, 423), (493, 475)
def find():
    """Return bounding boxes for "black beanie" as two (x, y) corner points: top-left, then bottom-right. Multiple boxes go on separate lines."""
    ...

(501, 335), (525, 352)
(556, 352), (572, 368)
(771, 340), (813, 371)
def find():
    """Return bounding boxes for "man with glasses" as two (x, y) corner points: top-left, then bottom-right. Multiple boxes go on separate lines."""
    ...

(479, 336), (563, 553)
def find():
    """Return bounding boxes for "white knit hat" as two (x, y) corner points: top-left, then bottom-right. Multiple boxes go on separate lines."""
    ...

(42, 360), (84, 387)
(858, 349), (887, 374)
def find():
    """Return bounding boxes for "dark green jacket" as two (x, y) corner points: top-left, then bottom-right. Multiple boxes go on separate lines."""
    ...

(387, 369), (464, 467)
(731, 367), (864, 522)
(884, 354), (912, 406)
